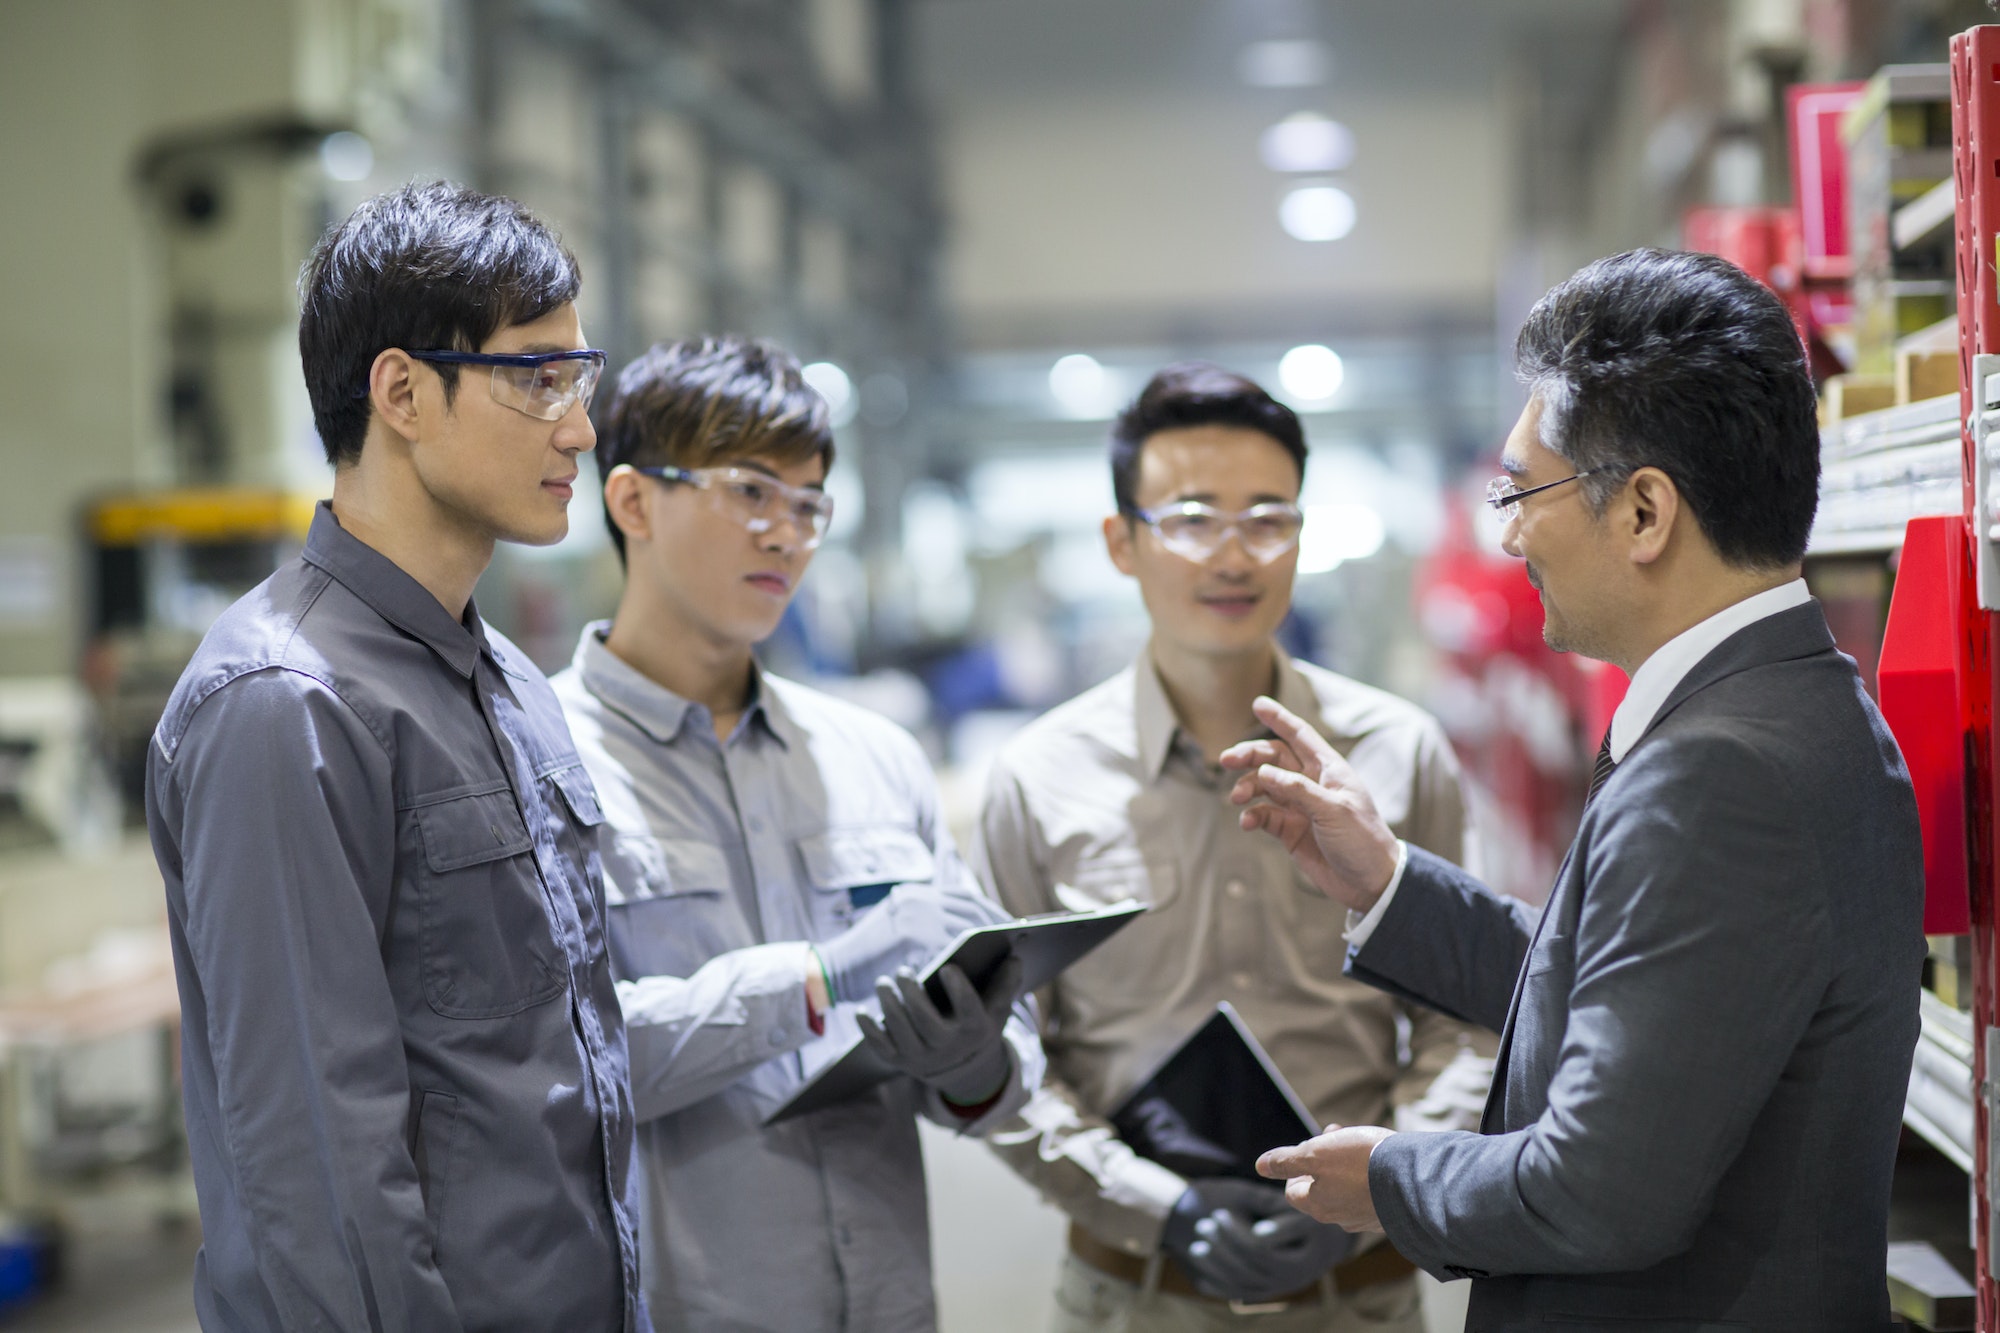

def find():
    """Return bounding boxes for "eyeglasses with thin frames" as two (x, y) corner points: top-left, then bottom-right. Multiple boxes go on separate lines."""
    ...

(1485, 470), (1596, 512)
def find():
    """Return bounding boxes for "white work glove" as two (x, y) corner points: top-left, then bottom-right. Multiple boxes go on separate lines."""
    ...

(857, 957), (1023, 1106)
(815, 887), (990, 1006)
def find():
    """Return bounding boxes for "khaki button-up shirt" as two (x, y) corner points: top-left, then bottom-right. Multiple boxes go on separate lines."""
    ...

(970, 648), (1495, 1255)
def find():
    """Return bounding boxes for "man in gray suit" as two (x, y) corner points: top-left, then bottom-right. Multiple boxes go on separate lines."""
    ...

(1225, 247), (1924, 1331)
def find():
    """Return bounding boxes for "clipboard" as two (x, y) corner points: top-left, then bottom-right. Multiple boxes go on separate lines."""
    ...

(1107, 1002), (1318, 1181)
(764, 899), (1146, 1125)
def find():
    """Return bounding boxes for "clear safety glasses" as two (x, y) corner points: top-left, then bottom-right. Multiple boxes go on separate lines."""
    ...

(635, 465), (836, 550)
(404, 348), (607, 421)
(1131, 500), (1306, 564)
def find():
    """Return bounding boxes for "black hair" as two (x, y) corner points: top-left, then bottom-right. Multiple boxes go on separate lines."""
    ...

(298, 180), (581, 466)
(594, 336), (835, 564)
(1109, 362), (1307, 514)
(1515, 247), (1820, 569)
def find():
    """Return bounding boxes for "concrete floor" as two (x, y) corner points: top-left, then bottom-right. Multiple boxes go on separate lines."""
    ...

(1, 1214), (199, 1333)
(0, 1128), (1467, 1332)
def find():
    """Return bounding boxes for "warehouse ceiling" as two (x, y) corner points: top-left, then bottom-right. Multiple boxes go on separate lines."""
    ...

(911, 0), (1633, 350)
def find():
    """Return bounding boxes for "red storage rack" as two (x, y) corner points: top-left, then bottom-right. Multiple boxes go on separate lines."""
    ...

(1949, 25), (2000, 1324)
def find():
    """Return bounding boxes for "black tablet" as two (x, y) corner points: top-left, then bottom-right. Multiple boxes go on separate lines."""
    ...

(764, 900), (1147, 1125)
(1108, 1002), (1318, 1181)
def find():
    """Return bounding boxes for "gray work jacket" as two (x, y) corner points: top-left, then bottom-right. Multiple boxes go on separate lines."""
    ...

(145, 503), (648, 1333)
(554, 624), (1041, 1332)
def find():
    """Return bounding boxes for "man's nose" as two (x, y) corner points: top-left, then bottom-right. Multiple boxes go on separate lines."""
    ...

(1498, 508), (1524, 559)
(557, 396), (597, 452)
(1208, 526), (1258, 571)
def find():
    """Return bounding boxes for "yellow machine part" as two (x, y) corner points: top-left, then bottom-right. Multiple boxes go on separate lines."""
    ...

(86, 489), (318, 546)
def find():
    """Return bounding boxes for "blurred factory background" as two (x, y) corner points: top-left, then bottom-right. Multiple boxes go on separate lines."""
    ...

(0, 0), (1988, 1328)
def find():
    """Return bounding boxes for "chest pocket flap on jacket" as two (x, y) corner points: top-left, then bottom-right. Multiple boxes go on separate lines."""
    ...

(547, 763), (604, 828)
(418, 789), (533, 871)
(411, 788), (565, 1019)
(796, 825), (934, 890)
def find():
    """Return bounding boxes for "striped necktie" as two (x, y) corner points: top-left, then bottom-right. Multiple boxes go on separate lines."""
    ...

(1584, 730), (1616, 808)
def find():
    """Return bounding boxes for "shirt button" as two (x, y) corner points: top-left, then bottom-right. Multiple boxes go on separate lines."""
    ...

(1226, 880), (1247, 900)
(1231, 972), (1253, 990)
(769, 1030), (786, 1048)
(747, 816), (765, 832)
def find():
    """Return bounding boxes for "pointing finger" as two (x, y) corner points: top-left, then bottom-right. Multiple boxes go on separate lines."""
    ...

(1251, 696), (1344, 777)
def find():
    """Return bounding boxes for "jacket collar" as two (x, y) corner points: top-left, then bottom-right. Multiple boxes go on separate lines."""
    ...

(572, 620), (787, 749)
(1642, 599), (1837, 744)
(300, 501), (489, 679)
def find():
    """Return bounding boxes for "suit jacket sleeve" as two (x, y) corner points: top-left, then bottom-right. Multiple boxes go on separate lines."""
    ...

(1387, 721), (1499, 1126)
(1366, 731), (1830, 1278)
(1346, 846), (1538, 1033)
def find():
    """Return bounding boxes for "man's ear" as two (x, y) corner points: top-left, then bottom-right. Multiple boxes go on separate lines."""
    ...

(1103, 513), (1138, 577)
(1625, 467), (1680, 567)
(368, 349), (424, 445)
(603, 464), (652, 549)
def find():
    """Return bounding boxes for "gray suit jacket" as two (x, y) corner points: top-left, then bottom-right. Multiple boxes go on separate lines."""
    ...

(1349, 601), (1923, 1331)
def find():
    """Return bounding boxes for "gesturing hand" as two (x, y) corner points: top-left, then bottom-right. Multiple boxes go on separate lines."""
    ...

(1255, 1125), (1393, 1231)
(1219, 696), (1401, 914)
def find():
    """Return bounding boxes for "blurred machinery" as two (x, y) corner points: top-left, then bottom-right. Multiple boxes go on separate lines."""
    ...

(80, 490), (316, 813)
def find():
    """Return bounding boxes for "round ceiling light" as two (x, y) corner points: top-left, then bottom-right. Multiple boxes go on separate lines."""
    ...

(1278, 344), (1345, 403)
(1049, 353), (1120, 419)
(1279, 184), (1357, 242)
(802, 361), (858, 427)
(1260, 113), (1355, 174)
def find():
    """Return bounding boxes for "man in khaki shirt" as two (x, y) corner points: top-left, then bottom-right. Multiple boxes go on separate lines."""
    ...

(971, 363), (1494, 1332)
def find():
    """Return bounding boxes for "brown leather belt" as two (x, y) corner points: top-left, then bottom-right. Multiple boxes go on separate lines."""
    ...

(1068, 1223), (1417, 1312)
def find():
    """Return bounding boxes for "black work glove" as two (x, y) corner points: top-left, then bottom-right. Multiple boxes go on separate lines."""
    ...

(1160, 1177), (1353, 1303)
(857, 957), (1023, 1106)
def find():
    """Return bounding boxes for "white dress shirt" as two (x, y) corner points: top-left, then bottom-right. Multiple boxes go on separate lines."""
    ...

(1348, 578), (1812, 945)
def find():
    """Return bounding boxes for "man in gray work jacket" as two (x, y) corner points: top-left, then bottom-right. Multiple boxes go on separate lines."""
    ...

(1234, 249), (1925, 1330)
(145, 183), (648, 1331)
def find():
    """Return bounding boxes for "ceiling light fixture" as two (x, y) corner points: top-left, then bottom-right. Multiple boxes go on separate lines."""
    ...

(1279, 183), (1357, 242)
(1237, 39), (1331, 89)
(802, 361), (858, 427)
(1260, 113), (1355, 174)
(1278, 344), (1345, 403)
(1048, 353), (1121, 419)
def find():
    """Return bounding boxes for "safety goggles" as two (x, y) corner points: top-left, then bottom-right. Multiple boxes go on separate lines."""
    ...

(1130, 500), (1306, 564)
(349, 348), (608, 420)
(635, 465), (835, 550)
(409, 349), (606, 421)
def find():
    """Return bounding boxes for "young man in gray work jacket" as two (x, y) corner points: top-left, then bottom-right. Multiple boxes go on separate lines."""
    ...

(552, 335), (1043, 1332)
(972, 364), (1494, 1333)
(144, 183), (647, 1330)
